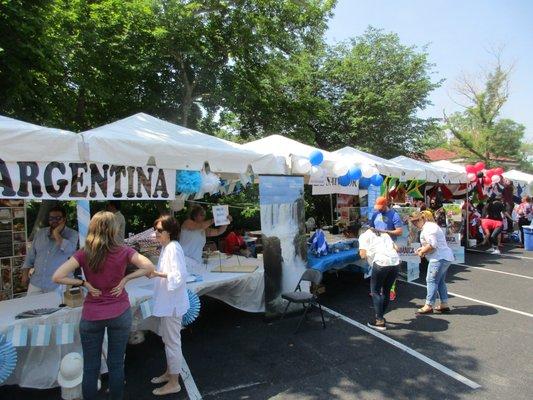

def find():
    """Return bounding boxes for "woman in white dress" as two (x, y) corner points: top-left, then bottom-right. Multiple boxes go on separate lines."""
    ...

(150, 215), (190, 396)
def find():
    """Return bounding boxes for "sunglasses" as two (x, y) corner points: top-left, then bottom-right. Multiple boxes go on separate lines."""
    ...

(155, 228), (165, 234)
(48, 216), (63, 221)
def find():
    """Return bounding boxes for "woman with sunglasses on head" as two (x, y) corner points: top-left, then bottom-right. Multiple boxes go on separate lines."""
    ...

(149, 215), (190, 396)
(53, 211), (155, 400)
(179, 205), (232, 265)
(410, 211), (454, 315)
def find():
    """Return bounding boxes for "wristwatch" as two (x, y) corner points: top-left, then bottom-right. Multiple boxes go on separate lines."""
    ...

(75, 279), (85, 288)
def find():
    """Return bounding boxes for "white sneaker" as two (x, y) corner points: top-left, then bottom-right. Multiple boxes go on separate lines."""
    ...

(488, 247), (496, 254)
(492, 248), (501, 255)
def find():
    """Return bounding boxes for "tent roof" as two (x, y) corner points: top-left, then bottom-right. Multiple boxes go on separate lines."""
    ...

(391, 156), (467, 183)
(242, 135), (337, 175)
(502, 169), (533, 185)
(333, 147), (423, 180)
(80, 113), (285, 174)
(431, 160), (466, 173)
(0, 115), (81, 162)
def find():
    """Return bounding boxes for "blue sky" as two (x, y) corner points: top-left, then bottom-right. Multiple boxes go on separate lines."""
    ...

(326, 0), (533, 142)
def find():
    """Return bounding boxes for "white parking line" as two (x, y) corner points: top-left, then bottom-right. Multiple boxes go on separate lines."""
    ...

(453, 263), (533, 280)
(203, 382), (266, 397)
(181, 356), (202, 399)
(322, 306), (482, 389)
(401, 280), (533, 318)
(467, 248), (533, 261)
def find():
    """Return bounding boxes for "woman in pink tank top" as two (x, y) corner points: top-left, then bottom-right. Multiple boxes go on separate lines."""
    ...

(53, 211), (154, 400)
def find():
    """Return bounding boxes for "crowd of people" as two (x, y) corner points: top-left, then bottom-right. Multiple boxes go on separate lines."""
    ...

(359, 197), (455, 331)
(12, 191), (532, 396)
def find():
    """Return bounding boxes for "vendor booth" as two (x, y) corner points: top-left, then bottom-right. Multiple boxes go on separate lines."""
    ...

(0, 114), (286, 390)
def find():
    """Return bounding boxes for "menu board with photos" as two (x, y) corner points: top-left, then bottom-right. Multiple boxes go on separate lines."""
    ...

(0, 199), (28, 300)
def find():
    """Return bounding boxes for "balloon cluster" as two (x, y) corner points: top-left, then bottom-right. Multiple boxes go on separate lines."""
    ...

(294, 150), (384, 188)
(465, 162), (504, 186)
(334, 161), (382, 188)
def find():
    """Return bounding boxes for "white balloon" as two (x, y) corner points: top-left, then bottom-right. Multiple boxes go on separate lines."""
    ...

(333, 162), (350, 177)
(361, 164), (374, 178)
(491, 174), (501, 184)
(370, 166), (380, 176)
(293, 158), (312, 174)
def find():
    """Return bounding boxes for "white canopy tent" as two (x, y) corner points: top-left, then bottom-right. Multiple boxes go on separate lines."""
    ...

(0, 115), (82, 162)
(80, 113), (285, 175)
(333, 147), (423, 180)
(391, 156), (467, 184)
(242, 134), (338, 176)
(502, 169), (533, 196)
(431, 160), (466, 173)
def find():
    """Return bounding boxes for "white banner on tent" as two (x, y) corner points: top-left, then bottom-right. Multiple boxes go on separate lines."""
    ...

(312, 177), (359, 195)
(0, 160), (176, 200)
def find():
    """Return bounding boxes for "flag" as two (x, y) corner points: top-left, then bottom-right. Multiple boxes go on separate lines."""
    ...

(55, 323), (75, 345)
(6, 325), (28, 347)
(140, 300), (153, 319)
(30, 325), (51, 347)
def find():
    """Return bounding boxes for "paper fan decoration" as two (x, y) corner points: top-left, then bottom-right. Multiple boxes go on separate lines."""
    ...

(176, 170), (202, 194)
(0, 334), (17, 384)
(182, 289), (201, 327)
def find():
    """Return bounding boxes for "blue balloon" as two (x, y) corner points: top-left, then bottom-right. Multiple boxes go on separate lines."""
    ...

(338, 174), (351, 186)
(370, 174), (384, 187)
(348, 166), (362, 181)
(309, 150), (324, 166)
(359, 177), (370, 189)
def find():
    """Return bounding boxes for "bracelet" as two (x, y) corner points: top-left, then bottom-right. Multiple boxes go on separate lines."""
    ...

(75, 279), (85, 288)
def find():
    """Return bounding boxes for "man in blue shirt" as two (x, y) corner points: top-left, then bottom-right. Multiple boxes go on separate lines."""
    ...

(369, 196), (403, 240)
(22, 205), (78, 295)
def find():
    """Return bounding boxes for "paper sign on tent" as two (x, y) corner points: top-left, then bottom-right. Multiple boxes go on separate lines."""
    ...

(212, 205), (230, 226)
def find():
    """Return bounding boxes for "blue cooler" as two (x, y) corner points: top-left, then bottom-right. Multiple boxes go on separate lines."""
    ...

(524, 226), (533, 251)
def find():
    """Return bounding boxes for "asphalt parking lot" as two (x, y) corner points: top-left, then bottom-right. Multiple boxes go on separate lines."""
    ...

(2, 246), (532, 399)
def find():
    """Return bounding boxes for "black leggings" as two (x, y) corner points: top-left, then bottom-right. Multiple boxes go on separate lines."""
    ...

(488, 225), (503, 247)
(518, 217), (530, 245)
(370, 263), (400, 320)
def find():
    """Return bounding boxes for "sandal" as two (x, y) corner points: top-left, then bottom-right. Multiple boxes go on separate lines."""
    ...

(416, 307), (433, 315)
(151, 375), (170, 384)
(434, 306), (451, 313)
(153, 384), (181, 396)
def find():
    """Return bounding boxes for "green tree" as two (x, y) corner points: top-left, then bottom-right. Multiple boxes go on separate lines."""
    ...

(444, 51), (526, 165)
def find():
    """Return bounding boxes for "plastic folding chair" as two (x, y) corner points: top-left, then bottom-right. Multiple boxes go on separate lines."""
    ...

(280, 269), (326, 333)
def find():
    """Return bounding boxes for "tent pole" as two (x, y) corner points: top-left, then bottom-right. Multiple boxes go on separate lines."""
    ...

(329, 193), (334, 225)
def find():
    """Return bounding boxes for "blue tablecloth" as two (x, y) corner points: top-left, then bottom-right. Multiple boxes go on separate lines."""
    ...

(307, 248), (362, 273)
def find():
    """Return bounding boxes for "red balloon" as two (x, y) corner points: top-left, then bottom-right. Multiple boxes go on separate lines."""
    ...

(475, 161), (485, 172)
(494, 167), (504, 175)
(483, 176), (492, 186)
(486, 169), (495, 178)
(465, 164), (476, 174)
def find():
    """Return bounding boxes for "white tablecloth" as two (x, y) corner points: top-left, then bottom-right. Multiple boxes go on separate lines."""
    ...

(0, 255), (264, 388)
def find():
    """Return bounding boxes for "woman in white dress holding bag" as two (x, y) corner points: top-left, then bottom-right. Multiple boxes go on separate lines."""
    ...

(150, 215), (190, 396)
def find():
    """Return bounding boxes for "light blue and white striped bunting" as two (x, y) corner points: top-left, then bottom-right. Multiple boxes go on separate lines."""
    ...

(30, 325), (52, 347)
(6, 325), (28, 347)
(55, 323), (76, 345)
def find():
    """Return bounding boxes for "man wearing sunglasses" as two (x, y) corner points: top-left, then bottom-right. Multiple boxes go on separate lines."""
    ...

(22, 205), (79, 295)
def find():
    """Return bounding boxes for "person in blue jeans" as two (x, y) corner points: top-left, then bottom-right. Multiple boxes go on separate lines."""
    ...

(53, 211), (155, 399)
(410, 212), (455, 314)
